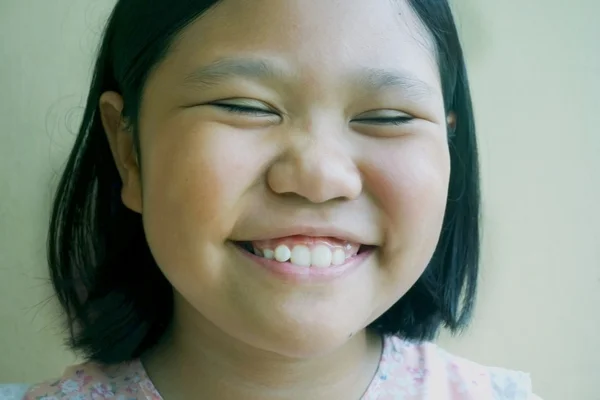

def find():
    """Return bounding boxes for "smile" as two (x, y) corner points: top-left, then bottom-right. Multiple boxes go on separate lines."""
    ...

(232, 236), (376, 282)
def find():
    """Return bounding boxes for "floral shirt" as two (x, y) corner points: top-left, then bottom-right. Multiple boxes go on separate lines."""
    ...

(20, 336), (542, 399)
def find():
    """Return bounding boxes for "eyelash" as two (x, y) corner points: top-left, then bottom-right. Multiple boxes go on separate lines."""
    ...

(214, 103), (275, 116)
(354, 116), (413, 126)
(213, 104), (414, 125)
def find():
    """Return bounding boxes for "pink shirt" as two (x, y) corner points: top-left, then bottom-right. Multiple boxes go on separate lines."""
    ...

(24, 336), (541, 399)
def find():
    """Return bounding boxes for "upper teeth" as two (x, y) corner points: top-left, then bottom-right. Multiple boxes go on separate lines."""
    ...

(257, 244), (348, 268)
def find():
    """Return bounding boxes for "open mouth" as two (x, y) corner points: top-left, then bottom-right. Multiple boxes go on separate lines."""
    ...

(234, 240), (375, 269)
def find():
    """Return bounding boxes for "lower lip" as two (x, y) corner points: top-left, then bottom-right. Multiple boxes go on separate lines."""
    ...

(231, 243), (375, 283)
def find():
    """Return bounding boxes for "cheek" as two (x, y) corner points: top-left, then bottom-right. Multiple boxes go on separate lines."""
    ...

(361, 135), (450, 264)
(138, 119), (267, 268)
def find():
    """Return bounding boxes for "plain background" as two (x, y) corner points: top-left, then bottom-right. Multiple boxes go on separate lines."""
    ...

(0, 1), (598, 399)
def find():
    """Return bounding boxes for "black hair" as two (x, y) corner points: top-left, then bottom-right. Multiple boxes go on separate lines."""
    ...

(48, 0), (479, 363)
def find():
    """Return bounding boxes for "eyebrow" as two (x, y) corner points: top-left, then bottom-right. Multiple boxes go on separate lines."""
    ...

(183, 57), (287, 87)
(359, 67), (437, 98)
(182, 57), (437, 98)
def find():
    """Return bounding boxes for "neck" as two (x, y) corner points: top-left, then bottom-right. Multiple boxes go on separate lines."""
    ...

(142, 296), (383, 400)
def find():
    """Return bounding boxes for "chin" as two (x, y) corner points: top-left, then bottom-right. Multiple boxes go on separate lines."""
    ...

(243, 318), (365, 359)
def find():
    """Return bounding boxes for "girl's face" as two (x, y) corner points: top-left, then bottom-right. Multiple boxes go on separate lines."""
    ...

(111, 0), (449, 356)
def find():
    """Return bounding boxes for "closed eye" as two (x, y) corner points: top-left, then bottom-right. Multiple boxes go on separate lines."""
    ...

(212, 103), (276, 117)
(352, 116), (414, 125)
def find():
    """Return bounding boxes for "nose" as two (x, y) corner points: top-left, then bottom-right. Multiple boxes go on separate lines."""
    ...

(266, 126), (362, 204)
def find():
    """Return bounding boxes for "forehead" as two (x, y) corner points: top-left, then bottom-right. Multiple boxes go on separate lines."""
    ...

(164, 0), (439, 89)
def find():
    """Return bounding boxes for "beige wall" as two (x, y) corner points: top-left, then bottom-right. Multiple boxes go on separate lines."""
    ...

(0, 1), (598, 399)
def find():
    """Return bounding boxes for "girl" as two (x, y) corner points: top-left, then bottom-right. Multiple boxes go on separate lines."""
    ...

(21, 0), (542, 399)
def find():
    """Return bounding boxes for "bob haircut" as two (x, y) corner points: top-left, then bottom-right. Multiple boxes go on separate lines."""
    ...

(48, 0), (480, 364)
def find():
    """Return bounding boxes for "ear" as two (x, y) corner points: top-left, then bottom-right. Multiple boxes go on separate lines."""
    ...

(99, 91), (143, 214)
(446, 111), (457, 135)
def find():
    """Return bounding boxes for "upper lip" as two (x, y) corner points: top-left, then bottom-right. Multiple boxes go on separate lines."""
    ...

(241, 225), (370, 245)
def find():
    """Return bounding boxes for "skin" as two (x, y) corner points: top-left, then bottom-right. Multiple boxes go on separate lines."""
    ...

(100, 0), (452, 398)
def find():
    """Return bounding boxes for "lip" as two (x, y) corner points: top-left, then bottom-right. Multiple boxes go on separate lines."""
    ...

(236, 225), (370, 245)
(230, 241), (375, 283)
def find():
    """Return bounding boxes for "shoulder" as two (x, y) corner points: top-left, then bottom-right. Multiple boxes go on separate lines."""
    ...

(373, 336), (542, 400)
(23, 360), (161, 400)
